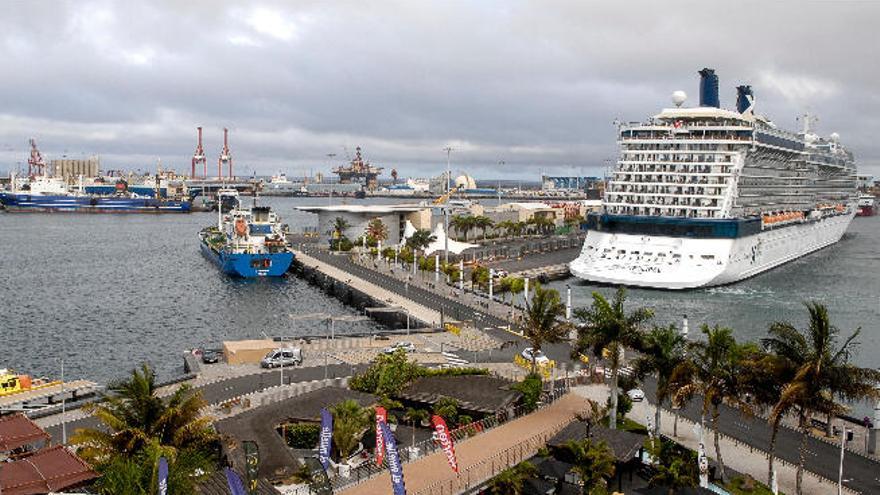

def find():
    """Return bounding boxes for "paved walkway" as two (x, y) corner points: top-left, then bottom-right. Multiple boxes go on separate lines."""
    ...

(339, 393), (590, 495)
(295, 250), (442, 326)
(574, 384), (851, 495)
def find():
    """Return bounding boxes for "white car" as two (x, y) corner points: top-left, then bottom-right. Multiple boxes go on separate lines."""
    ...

(626, 388), (645, 402)
(520, 347), (550, 365)
(260, 348), (302, 368)
(384, 341), (416, 354)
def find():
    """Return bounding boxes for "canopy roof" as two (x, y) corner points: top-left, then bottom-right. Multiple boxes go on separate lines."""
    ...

(0, 445), (96, 495)
(0, 414), (50, 452)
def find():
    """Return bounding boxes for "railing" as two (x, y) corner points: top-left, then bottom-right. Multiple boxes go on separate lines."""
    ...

(309, 378), (573, 493)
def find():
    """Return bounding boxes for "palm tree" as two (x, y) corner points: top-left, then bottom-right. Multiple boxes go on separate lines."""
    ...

(366, 217), (388, 243)
(632, 324), (687, 437)
(761, 302), (880, 494)
(405, 228), (436, 262)
(574, 287), (653, 430)
(565, 439), (616, 494)
(646, 440), (698, 495)
(332, 399), (371, 462)
(671, 324), (750, 484)
(449, 215), (473, 241)
(403, 408), (429, 447)
(472, 215), (494, 240)
(488, 461), (538, 495)
(523, 286), (572, 373)
(433, 397), (460, 427)
(72, 364), (215, 464)
(331, 217), (350, 251)
(495, 220), (517, 240)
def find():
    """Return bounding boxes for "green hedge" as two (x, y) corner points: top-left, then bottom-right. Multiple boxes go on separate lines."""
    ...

(284, 423), (321, 449)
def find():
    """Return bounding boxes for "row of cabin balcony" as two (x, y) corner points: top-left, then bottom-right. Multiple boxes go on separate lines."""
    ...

(618, 133), (752, 143)
(618, 154), (735, 163)
(611, 178), (729, 187)
(609, 186), (725, 196)
(616, 164), (731, 175)
(605, 196), (722, 207)
(622, 142), (744, 152)
(606, 205), (723, 218)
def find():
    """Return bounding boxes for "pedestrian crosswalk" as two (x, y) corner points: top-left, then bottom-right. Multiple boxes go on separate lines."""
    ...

(598, 365), (634, 378)
(441, 351), (469, 367)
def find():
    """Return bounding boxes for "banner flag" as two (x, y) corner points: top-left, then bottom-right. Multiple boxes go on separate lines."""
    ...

(375, 406), (387, 466)
(319, 408), (333, 471)
(225, 467), (248, 495)
(380, 421), (407, 495)
(157, 456), (168, 495)
(431, 415), (459, 473)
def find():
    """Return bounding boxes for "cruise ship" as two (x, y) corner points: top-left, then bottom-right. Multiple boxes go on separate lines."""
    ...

(570, 68), (858, 289)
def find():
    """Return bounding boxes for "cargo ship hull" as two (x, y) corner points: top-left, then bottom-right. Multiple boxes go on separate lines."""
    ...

(199, 238), (293, 277)
(0, 193), (191, 213)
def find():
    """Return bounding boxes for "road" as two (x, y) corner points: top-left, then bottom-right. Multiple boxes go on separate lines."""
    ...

(639, 377), (879, 494)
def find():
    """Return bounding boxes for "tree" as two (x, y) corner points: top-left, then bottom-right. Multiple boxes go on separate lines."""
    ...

(331, 217), (351, 252)
(671, 324), (749, 484)
(632, 324), (688, 437)
(403, 408), (429, 447)
(472, 215), (494, 240)
(565, 439), (616, 494)
(348, 349), (423, 397)
(574, 287), (653, 430)
(471, 265), (490, 289)
(495, 220), (517, 239)
(71, 364), (216, 493)
(523, 286), (572, 373)
(405, 228), (436, 261)
(365, 217), (388, 243)
(449, 215), (474, 241)
(527, 215), (555, 236)
(646, 440), (698, 495)
(761, 302), (880, 494)
(433, 397), (460, 427)
(488, 461), (538, 495)
(332, 399), (371, 461)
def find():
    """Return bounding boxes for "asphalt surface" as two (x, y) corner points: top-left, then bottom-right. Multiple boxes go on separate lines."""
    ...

(639, 377), (879, 494)
(45, 363), (368, 442)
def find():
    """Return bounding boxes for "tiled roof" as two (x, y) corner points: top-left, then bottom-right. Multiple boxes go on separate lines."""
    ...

(396, 375), (521, 413)
(0, 414), (50, 452)
(0, 445), (96, 495)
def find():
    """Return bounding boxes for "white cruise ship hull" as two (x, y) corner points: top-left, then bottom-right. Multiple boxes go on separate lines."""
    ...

(569, 212), (854, 289)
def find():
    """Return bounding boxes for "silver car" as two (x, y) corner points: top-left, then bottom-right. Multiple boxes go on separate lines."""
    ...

(383, 341), (416, 354)
(260, 348), (302, 368)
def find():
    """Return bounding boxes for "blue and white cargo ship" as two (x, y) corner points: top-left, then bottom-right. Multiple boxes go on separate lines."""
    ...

(570, 68), (858, 289)
(0, 174), (191, 213)
(199, 191), (293, 277)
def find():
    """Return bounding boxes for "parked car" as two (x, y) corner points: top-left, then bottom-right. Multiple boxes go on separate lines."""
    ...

(384, 341), (416, 354)
(520, 347), (550, 365)
(493, 269), (509, 278)
(626, 388), (645, 402)
(260, 348), (303, 368)
(201, 349), (221, 364)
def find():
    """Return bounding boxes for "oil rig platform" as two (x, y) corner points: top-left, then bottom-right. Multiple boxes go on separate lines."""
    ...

(333, 147), (383, 191)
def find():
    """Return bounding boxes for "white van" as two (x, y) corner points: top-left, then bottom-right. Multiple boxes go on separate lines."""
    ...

(260, 348), (303, 368)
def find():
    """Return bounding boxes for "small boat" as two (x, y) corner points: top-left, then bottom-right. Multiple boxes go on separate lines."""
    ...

(199, 192), (293, 277)
(0, 368), (58, 397)
(857, 194), (875, 217)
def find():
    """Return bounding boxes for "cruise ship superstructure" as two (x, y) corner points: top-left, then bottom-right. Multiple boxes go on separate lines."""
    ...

(570, 68), (858, 289)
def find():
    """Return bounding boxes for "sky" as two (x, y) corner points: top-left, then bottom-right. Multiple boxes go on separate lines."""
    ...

(1, 1), (878, 180)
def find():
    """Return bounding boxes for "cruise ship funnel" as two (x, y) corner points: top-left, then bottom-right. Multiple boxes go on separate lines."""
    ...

(736, 85), (754, 113)
(698, 68), (720, 108)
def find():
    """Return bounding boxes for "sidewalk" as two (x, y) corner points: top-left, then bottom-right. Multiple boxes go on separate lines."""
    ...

(573, 384), (851, 495)
(339, 393), (590, 495)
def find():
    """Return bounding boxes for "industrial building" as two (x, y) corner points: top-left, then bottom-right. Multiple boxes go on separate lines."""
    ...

(50, 157), (100, 180)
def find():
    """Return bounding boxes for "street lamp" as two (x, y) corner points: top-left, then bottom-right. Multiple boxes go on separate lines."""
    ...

(443, 146), (453, 265)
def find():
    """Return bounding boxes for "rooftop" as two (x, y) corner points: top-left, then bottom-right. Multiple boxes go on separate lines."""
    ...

(0, 414), (50, 452)
(215, 386), (377, 482)
(396, 375), (521, 414)
(0, 445), (97, 495)
(547, 422), (646, 462)
(295, 204), (427, 214)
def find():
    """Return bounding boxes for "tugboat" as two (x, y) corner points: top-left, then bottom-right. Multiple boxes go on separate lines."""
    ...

(199, 191), (293, 277)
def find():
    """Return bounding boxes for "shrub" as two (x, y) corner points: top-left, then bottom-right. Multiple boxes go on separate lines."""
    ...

(513, 373), (543, 411)
(285, 423), (321, 449)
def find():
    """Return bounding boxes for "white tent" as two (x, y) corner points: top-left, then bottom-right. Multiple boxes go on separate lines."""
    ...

(423, 222), (477, 255)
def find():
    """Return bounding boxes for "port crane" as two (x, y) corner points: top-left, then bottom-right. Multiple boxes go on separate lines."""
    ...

(27, 138), (46, 177)
(218, 127), (233, 179)
(192, 126), (206, 179)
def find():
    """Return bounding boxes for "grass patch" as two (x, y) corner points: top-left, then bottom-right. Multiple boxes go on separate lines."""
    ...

(600, 416), (649, 435)
(725, 475), (779, 495)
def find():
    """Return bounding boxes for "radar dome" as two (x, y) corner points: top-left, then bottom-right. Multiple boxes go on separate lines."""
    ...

(454, 174), (477, 190)
(804, 133), (818, 144)
(830, 132), (840, 142)
(671, 91), (687, 107)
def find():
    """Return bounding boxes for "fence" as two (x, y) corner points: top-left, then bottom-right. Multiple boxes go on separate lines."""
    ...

(315, 377), (573, 493)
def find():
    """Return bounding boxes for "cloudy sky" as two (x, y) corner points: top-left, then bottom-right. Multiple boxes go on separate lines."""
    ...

(1, 1), (877, 179)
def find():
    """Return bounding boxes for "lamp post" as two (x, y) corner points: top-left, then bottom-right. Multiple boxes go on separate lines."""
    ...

(443, 146), (453, 264)
(566, 284), (572, 320)
(435, 254), (440, 283)
(489, 268), (495, 300)
(60, 358), (66, 445)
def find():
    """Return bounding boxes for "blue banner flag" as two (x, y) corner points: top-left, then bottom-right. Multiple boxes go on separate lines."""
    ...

(319, 408), (333, 471)
(157, 456), (168, 495)
(225, 467), (248, 495)
(380, 421), (406, 495)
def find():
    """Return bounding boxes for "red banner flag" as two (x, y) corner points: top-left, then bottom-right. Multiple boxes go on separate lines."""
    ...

(375, 406), (387, 466)
(431, 415), (459, 473)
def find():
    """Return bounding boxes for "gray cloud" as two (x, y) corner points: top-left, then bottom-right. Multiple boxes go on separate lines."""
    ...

(1, 0), (877, 179)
